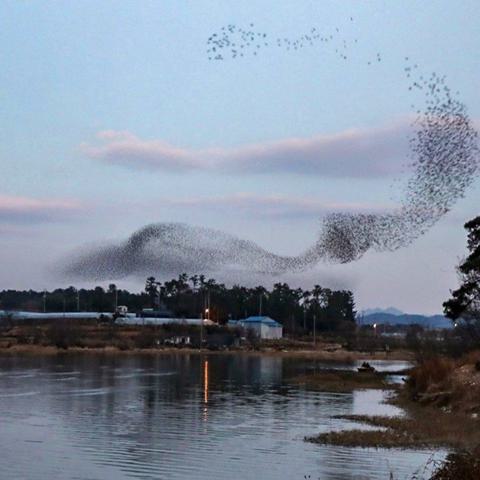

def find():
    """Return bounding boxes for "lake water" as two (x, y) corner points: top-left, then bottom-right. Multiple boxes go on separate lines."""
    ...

(0, 354), (443, 479)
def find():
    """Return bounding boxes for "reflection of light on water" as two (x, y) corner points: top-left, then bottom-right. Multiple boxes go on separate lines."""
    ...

(203, 360), (209, 423)
(204, 360), (209, 404)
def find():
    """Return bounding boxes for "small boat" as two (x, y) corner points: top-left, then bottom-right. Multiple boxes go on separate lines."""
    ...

(357, 362), (376, 373)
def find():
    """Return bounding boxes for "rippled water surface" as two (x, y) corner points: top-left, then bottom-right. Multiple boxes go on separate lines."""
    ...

(0, 354), (442, 479)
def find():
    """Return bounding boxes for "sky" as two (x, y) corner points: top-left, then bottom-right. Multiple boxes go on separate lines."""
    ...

(0, 0), (479, 314)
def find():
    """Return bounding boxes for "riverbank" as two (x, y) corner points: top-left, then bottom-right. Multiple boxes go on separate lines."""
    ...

(0, 342), (413, 361)
(0, 322), (413, 360)
(305, 352), (480, 451)
(288, 368), (398, 392)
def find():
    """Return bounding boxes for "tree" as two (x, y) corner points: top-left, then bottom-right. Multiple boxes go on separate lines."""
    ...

(268, 283), (301, 332)
(252, 286), (268, 315)
(108, 284), (117, 310)
(145, 277), (159, 308)
(178, 273), (189, 289)
(301, 289), (311, 331)
(0, 275), (359, 332)
(189, 275), (199, 290)
(443, 216), (480, 345)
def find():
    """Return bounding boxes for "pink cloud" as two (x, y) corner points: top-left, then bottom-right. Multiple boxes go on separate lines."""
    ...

(82, 131), (200, 171)
(0, 195), (83, 224)
(82, 119), (413, 178)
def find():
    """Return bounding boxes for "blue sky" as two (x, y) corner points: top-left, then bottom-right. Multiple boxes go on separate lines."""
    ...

(0, 1), (479, 313)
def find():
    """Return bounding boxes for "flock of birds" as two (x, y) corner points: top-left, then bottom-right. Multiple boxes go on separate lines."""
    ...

(318, 65), (479, 263)
(206, 20), (381, 65)
(63, 20), (479, 280)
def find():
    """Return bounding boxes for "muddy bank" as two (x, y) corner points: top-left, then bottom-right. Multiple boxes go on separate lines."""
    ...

(0, 343), (413, 362)
(306, 409), (480, 450)
(288, 369), (400, 393)
(305, 352), (480, 451)
(0, 323), (413, 360)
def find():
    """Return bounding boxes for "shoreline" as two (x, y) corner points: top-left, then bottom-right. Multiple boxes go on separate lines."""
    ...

(305, 389), (479, 451)
(305, 354), (480, 452)
(0, 344), (414, 361)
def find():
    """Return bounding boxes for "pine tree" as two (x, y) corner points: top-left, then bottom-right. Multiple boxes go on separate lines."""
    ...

(443, 216), (480, 343)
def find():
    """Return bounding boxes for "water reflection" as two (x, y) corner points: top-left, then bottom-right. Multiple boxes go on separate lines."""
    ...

(203, 359), (209, 424)
(0, 354), (442, 480)
(204, 359), (209, 405)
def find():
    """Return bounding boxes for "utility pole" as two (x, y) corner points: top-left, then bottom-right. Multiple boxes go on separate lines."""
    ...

(77, 290), (80, 312)
(201, 290), (208, 350)
(313, 314), (316, 346)
(259, 294), (263, 316)
(43, 290), (47, 313)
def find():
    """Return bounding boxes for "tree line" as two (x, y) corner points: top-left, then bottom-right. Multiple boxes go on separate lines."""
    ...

(0, 275), (356, 334)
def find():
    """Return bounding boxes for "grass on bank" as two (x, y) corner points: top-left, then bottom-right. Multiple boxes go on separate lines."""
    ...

(307, 408), (480, 450)
(0, 322), (414, 362)
(289, 369), (396, 393)
(429, 449), (480, 480)
(305, 353), (480, 450)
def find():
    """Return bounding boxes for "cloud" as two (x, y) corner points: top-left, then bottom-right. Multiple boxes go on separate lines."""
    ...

(159, 193), (393, 220)
(0, 195), (82, 224)
(83, 130), (201, 171)
(82, 119), (413, 178)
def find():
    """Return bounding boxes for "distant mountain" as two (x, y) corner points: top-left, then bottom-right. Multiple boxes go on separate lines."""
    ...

(360, 307), (404, 317)
(358, 312), (453, 329)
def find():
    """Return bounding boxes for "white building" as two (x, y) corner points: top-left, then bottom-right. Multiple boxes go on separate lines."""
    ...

(0, 310), (214, 327)
(116, 317), (214, 327)
(229, 316), (283, 339)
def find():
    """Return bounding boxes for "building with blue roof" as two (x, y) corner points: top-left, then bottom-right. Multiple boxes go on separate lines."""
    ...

(228, 316), (283, 339)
